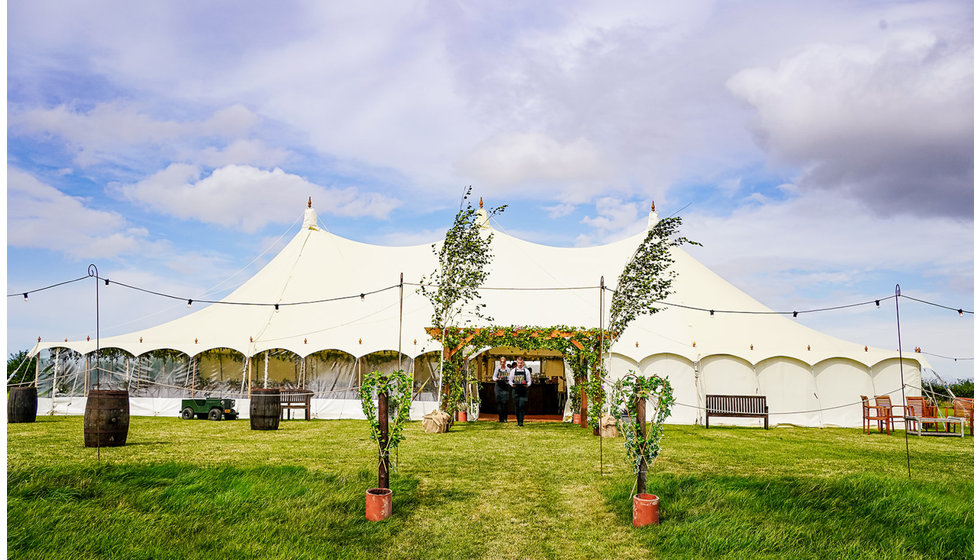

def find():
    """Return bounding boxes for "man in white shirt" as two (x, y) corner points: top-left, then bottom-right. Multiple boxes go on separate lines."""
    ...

(509, 357), (531, 426)
(492, 356), (512, 422)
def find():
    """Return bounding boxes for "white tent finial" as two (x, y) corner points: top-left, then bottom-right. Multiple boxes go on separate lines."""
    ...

(647, 200), (660, 229)
(303, 200), (320, 231)
(475, 207), (490, 229)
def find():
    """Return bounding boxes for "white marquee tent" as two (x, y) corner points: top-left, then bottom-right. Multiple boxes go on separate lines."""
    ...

(30, 202), (922, 426)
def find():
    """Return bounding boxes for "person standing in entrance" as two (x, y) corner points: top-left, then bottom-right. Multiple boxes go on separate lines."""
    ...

(492, 356), (512, 422)
(509, 357), (531, 426)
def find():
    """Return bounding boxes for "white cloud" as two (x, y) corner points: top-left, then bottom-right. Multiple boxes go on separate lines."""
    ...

(190, 139), (290, 168)
(682, 189), (973, 306)
(456, 133), (611, 199)
(10, 102), (272, 169)
(369, 228), (445, 247)
(544, 202), (576, 219)
(113, 164), (402, 231)
(200, 104), (260, 138)
(578, 197), (645, 244)
(726, 31), (973, 217)
(11, 102), (187, 165)
(7, 168), (146, 259)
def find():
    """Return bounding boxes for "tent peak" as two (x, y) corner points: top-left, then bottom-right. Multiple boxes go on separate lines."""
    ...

(647, 200), (660, 229)
(303, 201), (321, 231)
(475, 206), (490, 229)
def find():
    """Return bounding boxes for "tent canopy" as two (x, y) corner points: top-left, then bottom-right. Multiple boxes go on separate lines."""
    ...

(33, 203), (923, 373)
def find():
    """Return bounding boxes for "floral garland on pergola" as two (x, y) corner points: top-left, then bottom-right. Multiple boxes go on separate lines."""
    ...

(425, 324), (614, 427)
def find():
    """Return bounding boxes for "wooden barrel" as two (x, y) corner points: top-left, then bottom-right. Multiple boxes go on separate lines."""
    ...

(84, 390), (130, 447)
(8, 386), (38, 423)
(250, 388), (281, 431)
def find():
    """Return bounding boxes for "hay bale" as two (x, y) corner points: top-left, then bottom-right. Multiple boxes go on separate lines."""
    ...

(600, 413), (618, 438)
(422, 409), (451, 433)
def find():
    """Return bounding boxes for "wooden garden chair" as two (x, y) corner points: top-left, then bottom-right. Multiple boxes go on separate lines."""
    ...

(861, 395), (890, 434)
(874, 395), (907, 434)
(904, 396), (940, 433)
(944, 397), (973, 436)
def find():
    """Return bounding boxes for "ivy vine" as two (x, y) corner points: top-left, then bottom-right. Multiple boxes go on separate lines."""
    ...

(609, 370), (675, 475)
(568, 382), (582, 412)
(359, 369), (413, 466)
(585, 375), (606, 429)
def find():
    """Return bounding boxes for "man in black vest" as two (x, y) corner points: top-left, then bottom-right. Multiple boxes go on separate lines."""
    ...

(492, 356), (512, 422)
(509, 357), (531, 426)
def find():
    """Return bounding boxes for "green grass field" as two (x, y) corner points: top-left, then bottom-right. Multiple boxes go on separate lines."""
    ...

(7, 417), (974, 559)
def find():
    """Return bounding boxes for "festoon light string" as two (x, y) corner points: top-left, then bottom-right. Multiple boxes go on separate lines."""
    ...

(11, 271), (973, 363)
(12, 275), (973, 317)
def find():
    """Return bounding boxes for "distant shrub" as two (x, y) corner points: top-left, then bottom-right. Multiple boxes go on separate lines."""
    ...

(922, 378), (973, 400)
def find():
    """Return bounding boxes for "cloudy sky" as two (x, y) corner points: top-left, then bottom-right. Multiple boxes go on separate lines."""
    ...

(6, 1), (974, 381)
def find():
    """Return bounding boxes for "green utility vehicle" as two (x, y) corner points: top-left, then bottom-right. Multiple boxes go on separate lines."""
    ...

(180, 397), (239, 420)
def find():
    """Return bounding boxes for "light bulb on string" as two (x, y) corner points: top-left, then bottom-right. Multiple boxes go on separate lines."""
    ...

(274, 304), (280, 313)
(958, 309), (964, 316)
(187, 299), (193, 308)
(23, 293), (28, 301)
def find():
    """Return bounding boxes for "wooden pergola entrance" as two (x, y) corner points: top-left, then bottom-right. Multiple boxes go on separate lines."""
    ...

(424, 325), (614, 427)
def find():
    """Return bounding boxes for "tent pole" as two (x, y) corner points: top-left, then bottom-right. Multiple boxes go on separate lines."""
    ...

(240, 356), (248, 397)
(248, 356), (253, 396)
(436, 326), (446, 410)
(263, 351), (269, 389)
(51, 349), (59, 415)
(398, 273), (404, 373)
(89, 264), (101, 390)
(599, 275), (604, 475)
(894, 285), (911, 479)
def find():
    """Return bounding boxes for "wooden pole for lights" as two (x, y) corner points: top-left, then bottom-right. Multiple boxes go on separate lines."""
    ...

(636, 393), (648, 494)
(378, 377), (390, 490)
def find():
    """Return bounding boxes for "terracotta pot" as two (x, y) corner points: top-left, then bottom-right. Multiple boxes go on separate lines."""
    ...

(572, 413), (582, 424)
(456, 410), (467, 422)
(366, 488), (393, 521)
(632, 493), (659, 527)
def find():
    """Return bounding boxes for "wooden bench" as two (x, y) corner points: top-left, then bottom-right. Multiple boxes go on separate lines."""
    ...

(705, 394), (769, 429)
(280, 389), (314, 420)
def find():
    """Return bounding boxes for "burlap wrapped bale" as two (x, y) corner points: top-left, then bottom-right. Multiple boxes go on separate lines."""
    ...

(600, 413), (619, 438)
(422, 409), (451, 433)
